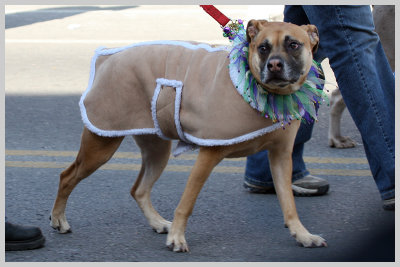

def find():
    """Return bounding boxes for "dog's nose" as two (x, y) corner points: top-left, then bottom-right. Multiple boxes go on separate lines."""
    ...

(267, 58), (283, 73)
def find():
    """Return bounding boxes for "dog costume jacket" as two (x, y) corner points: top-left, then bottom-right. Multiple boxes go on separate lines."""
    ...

(80, 41), (324, 152)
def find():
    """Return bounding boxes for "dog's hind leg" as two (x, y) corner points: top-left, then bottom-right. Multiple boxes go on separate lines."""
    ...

(51, 127), (124, 233)
(131, 135), (172, 234)
(328, 88), (356, 148)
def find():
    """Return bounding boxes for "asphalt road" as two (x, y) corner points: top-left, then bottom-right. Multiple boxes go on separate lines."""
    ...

(5, 5), (395, 262)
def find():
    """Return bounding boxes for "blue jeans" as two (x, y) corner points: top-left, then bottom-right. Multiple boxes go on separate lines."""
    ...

(245, 122), (313, 188)
(245, 5), (395, 200)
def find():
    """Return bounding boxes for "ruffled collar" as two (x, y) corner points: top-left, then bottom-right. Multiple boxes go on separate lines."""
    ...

(227, 24), (327, 126)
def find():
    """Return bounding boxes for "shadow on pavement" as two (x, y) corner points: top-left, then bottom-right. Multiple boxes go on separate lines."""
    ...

(5, 6), (138, 29)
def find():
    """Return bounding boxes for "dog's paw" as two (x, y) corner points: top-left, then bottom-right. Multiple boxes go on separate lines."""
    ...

(166, 233), (189, 252)
(50, 213), (72, 234)
(329, 136), (356, 148)
(152, 220), (172, 234)
(294, 233), (327, 248)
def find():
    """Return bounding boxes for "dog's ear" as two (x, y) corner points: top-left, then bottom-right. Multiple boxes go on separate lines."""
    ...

(301, 24), (319, 54)
(246, 19), (268, 42)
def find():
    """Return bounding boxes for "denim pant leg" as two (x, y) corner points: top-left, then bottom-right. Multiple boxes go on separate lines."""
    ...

(300, 5), (395, 200)
(244, 122), (314, 187)
(283, 6), (325, 62)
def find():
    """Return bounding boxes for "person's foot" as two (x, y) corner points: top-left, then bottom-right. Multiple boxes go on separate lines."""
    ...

(5, 221), (45, 251)
(243, 180), (276, 194)
(292, 175), (330, 196)
(382, 198), (395, 211)
(244, 175), (329, 196)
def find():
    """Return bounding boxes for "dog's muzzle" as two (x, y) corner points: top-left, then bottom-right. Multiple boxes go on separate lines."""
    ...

(261, 57), (299, 87)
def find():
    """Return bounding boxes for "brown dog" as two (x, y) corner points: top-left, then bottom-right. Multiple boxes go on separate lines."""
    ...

(51, 20), (327, 252)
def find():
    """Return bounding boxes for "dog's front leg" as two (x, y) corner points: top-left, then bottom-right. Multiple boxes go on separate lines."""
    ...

(269, 148), (327, 248)
(166, 147), (224, 252)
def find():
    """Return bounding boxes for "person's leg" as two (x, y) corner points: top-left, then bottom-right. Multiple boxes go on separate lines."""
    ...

(301, 5), (395, 204)
(283, 5), (326, 62)
(283, 6), (310, 26)
(291, 118), (313, 180)
(244, 150), (274, 191)
(244, 122), (329, 196)
(244, 121), (314, 187)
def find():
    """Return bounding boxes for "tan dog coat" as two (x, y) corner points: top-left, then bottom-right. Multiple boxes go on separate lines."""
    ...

(80, 41), (281, 152)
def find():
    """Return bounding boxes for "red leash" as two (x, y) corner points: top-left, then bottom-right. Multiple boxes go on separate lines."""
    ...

(200, 5), (244, 40)
(200, 5), (230, 27)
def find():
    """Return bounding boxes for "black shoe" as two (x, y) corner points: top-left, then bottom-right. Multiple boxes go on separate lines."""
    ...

(5, 222), (45, 251)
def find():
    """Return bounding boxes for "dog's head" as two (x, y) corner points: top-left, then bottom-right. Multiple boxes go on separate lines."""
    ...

(246, 20), (319, 95)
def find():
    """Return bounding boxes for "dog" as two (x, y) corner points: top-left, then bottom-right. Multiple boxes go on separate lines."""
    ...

(50, 19), (327, 252)
(328, 5), (394, 148)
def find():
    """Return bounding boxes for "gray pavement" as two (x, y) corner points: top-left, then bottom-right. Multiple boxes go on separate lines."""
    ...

(5, 5), (394, 262)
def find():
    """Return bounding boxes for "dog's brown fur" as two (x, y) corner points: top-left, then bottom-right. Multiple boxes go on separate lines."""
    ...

(246, 20), (319, 95)
(51, 20), (327, 252)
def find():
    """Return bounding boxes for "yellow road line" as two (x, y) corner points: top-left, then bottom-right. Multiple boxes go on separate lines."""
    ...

(5, 160), (372, 176)
(5, 149), (142, 159)
(5, 149), (368, 164)
(304, 157), (367, 164)
(308, 169), (371, 177)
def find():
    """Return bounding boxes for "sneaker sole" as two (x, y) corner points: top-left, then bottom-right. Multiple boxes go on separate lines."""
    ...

(244, 181), (329, 196)
(382, 198), (395, 211)
(243, 181), (275, 194)
(292, 184), (329, 197)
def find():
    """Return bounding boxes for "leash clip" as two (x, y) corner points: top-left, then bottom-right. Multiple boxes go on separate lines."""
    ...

(222, 19), (245, 40)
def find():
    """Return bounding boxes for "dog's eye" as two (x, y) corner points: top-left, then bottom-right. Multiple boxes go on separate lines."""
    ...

(258, 45), (270, 54)
(289, 42), (300, 50)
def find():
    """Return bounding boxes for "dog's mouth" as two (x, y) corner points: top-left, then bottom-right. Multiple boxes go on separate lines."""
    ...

(260, 69), (300, 88)
(259, 58), (303, 89)
(257, 74), (302, 95)
(264, 76), (299, 88)
(265, 78), (291, 87)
